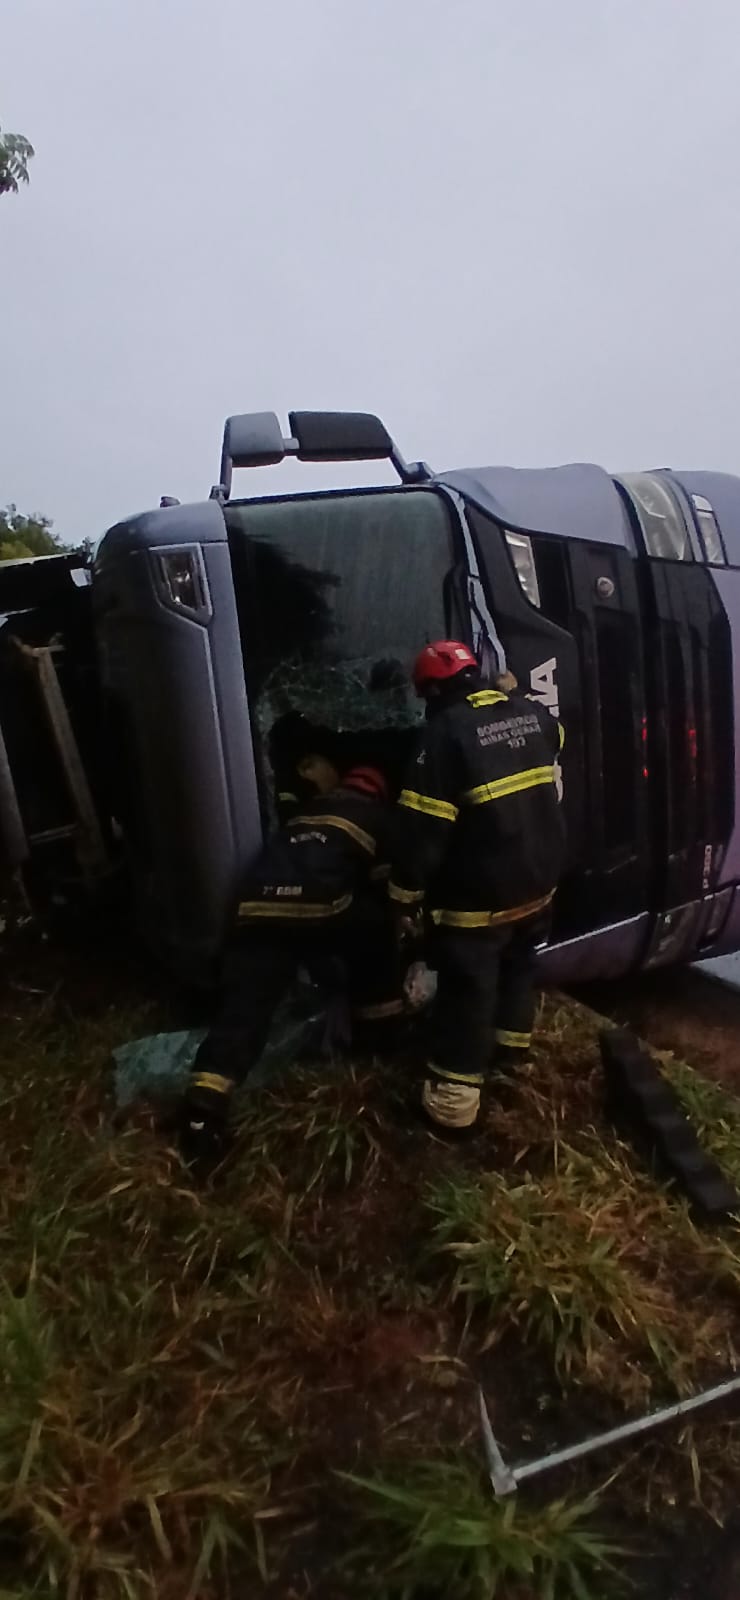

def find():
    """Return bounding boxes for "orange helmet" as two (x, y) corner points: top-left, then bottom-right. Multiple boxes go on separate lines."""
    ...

(412, 640), (478, 695)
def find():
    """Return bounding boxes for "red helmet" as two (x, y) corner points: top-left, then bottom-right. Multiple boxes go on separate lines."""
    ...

(412, 640), (478, 695)
(343, 765), (389, 801)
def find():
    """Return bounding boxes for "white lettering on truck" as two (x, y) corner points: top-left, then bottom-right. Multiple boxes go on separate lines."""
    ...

(529, 657), (563, 803)
(529, 657), (559, 720)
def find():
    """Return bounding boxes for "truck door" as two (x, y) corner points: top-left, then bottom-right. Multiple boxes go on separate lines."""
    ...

(563, 539), (650, 932)
(616, 474), (734, 961)
(465, 505), (650, 950)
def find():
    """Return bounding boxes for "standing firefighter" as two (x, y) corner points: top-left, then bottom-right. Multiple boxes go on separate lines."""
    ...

(180, 760), (404, 1163)
(389, 642), (565, 1131)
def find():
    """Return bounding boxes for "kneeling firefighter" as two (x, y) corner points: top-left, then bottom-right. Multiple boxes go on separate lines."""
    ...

(389, 642), (565, 1131)
(180, 759), (404, 1163)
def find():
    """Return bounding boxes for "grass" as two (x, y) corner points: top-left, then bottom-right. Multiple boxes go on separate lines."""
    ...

(234, 1064), (385, 1197)
(426, 1166), (685, 1389)
(340, 1459), (622, 1598)
(1, 934), (740, 1595)
(0, 1262), (279, 1597)
(661, 1053), (740, 1186)
(425, 1137), (740, 1403)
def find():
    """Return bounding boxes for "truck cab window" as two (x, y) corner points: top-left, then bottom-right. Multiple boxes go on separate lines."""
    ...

(617, 473), (693, 561)
(530, 537), (572, 630)
(691, 494), (726, 565)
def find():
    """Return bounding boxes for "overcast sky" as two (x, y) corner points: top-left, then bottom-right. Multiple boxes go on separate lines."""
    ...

(2, 0), (740, 543)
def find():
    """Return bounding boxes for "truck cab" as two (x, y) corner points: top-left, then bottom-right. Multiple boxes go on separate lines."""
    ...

(4, 410), (739, 985)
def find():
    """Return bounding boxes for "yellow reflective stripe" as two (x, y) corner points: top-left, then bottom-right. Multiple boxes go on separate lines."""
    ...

(495, 1029), (531, 1049)
(431, 909), (496, 927)
(399, 790), (459, 822)
(189, 1072), (234, 1096)
(355, 998), (405, 1020)
(289, 814), (376, 855)
(389, 880), (425, 905)
(237, 893), (353, 920)
(430, 892), (554, 929)
(463, 766), (555, 806)
(467, 691), (508, 707)
(278, 791), (298, 803)
(558, 721), (565, 752)
(428, 1062), (485, 1087)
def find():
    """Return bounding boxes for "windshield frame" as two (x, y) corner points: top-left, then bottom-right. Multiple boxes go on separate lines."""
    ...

(223, 482), (470, 821)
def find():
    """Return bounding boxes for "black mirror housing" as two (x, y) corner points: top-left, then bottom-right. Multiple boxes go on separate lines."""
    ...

(289, 411), (393, 462)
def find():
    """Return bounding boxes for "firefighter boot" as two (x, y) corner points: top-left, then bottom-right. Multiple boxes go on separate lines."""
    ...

(422, 1073), (481, 1131)
(491, 1030), (533, 1081)
(179, 1072), (235, 1170)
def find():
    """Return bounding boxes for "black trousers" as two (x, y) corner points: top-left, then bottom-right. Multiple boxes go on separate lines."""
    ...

(191, 898), (403, 1091)
(428, 916), (547, 1087)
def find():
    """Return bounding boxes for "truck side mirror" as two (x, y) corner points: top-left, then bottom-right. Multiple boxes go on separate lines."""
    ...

(215, 409), (430, 498)
(289, 411), (393, 462)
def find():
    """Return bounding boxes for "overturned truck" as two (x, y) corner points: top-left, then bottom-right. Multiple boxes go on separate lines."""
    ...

(1, 410), (739, 984)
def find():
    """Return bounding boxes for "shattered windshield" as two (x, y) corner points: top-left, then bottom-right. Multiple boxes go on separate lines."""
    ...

(225, 487), (460, 809)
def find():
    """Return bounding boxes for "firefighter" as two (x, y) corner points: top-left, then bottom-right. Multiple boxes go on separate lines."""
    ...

(268, 712), (341, 825)
(389, 641), (565, 1131)
(179, 759), (404, 1163)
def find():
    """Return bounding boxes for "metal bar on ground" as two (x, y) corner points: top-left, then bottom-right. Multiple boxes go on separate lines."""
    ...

(479, 1374), (740, 1497)
(477, 1387), (517, 1496)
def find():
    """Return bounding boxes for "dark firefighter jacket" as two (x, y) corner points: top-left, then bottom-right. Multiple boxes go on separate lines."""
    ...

(237, 787), (394, 925)
(389, 687), (565, 928)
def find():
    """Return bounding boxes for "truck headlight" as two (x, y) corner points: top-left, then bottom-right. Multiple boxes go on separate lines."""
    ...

(154, 548), (210, 619)
(505, 531), (541, 609)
